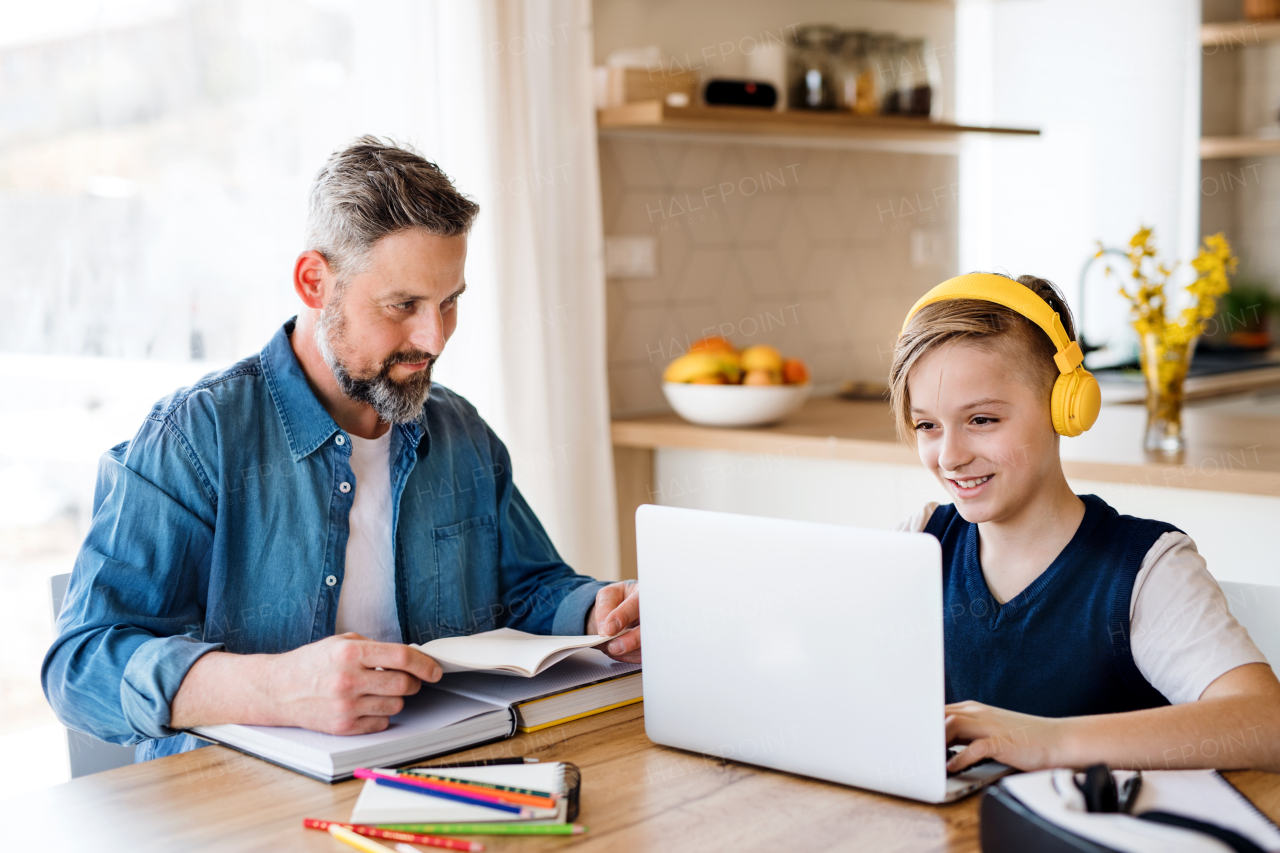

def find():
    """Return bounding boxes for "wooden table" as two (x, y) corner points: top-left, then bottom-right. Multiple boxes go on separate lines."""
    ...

(6, 705), (1280, 852)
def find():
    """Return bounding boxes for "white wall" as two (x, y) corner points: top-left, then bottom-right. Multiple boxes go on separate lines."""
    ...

(956, 0), (1203, 360)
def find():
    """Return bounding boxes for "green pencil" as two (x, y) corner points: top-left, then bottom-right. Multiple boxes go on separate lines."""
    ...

(377, 824), (586, 836)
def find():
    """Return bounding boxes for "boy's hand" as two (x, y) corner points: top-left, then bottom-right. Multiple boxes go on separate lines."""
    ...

(945, 700), (1065, 772)
(586, 581), (641, 664)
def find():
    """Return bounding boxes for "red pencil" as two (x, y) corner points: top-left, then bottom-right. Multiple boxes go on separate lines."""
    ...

(303, 819), (484, 852)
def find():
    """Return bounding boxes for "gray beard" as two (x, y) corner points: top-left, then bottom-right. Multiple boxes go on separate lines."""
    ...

(313, 300), (436, 425)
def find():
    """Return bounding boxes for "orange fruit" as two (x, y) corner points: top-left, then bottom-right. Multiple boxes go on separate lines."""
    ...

(689, 335), (737, 355)
(743, 368), (780, 386)
(782, 358), (810, 384)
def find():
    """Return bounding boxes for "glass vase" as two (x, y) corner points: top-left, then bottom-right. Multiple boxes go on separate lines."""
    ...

(1139, 331), (1195, 455)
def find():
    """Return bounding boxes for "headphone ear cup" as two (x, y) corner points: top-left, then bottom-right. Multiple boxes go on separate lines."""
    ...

(1051, 368), (1101, 437)
(1051, 374), (1076, 437)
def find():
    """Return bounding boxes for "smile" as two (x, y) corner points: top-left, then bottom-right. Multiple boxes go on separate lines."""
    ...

(948, 474), (993, 493)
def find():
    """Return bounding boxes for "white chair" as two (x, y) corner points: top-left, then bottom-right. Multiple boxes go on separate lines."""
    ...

(49, 573), (137, 777)
(1219, 580), (1280, 670)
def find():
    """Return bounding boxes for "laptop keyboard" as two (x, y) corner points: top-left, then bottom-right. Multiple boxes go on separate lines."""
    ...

(946, 746), (993, 777)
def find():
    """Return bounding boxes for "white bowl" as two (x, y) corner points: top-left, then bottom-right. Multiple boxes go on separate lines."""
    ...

(662, 382), (812, 428)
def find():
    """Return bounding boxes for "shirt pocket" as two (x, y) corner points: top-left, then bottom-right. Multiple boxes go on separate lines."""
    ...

(432, 514), (500, 634)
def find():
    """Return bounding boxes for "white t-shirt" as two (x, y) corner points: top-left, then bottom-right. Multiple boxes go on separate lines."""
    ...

(335, 431), (401, 643)
(897, 503), (1267, 705)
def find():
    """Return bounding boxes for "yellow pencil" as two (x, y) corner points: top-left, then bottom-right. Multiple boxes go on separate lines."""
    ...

(328, 823), (397, 853)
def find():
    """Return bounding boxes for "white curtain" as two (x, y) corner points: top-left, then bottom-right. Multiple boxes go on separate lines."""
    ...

(418, 0), (621, 580)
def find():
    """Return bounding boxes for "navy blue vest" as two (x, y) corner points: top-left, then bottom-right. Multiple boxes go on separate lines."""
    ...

(924, 494), (1180, 717)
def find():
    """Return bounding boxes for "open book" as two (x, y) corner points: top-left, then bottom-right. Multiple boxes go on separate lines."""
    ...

(191, 649), (639, 783)
(413, 627), (627, 676)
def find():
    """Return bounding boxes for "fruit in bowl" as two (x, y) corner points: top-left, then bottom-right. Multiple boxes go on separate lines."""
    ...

(662, 338), (811, 427)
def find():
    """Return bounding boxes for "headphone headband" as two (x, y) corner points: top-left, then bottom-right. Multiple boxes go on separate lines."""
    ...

(900, 273), (1084, 375)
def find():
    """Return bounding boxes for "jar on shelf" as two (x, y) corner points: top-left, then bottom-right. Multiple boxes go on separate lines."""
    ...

(788, 24), (839, 110)
(834, 30), (880, 115)
(901, 37), (942, 117)
(872, 35), (904, 114)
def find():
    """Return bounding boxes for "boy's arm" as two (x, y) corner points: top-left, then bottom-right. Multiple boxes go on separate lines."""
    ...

(945, 662), (1280, 773)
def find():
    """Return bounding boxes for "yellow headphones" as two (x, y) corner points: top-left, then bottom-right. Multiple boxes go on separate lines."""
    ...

(900, 273), (1101, 437)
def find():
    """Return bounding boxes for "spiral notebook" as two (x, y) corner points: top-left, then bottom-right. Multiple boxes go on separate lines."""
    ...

(349, 762), (581, 825)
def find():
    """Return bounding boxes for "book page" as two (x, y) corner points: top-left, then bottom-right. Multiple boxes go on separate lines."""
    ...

(1132, 770), (1280, 850)
(414, 627), (624, 676)
(436, 648), (640, 705)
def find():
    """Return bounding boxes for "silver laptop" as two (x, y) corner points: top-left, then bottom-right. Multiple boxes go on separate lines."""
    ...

(636, 504), (1013, 803)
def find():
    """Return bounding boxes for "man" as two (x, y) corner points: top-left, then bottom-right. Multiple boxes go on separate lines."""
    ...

(43, 136), (641, 760)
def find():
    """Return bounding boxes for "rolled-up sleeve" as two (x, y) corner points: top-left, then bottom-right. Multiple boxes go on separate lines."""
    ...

(485, 428), (608, 636)
(42, 418), (223, 745)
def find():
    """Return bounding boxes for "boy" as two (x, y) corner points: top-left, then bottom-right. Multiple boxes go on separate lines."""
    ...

(889, 272), (1280, 773)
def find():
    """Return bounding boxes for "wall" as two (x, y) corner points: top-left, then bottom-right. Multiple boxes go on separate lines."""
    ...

(600, 137), (959, 414)
(592, 0), (962, 415)
(1201, 0), (1280, 292)
(955, 0), (1204, 364)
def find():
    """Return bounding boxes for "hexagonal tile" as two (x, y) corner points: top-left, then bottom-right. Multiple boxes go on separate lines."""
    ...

(737, 247), (790, 298)
(713, 146), (750, 187)
(773, 212), (810, 280)
(652, 141), (688, 185)
(613, 191), (670, 235)
(794, 149), (841, 191)
(671, 142), (727, 188)
(679, 204), (734, 245)
(607, 139), (668, 190)
(794, 195), (850, 245)
(798, 246), (851, 296)
(736, 194), (789, 243)
(677, 248), (731, 301)
(609, 305), (680, 364)
(608, 362), (668, 415)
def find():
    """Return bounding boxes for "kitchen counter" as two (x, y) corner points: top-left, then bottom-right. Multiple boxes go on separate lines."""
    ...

(609, 396), (1280, 581)
(613, 396), (1280, 498)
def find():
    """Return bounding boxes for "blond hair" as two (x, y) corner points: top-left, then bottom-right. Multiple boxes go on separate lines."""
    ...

(888, 274), (1078, 444)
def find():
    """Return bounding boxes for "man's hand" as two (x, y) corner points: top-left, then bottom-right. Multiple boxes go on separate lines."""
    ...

(171, 633), (442, 735)
(267, 633), (442, 735)
(585, 581), (641, 664)
(945, 700), (1064, 773)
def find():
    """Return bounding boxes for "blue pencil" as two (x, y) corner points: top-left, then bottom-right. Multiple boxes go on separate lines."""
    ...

(372, 776), (529, 816)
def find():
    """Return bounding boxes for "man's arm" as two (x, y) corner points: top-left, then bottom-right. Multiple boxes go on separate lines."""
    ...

(43, 438), (223, 745)
(170, 634), (441, 734)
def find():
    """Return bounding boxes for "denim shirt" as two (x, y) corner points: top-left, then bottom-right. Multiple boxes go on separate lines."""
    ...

(42, 318), (607, 761)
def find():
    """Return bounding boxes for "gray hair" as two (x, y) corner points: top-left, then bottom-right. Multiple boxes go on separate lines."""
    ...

(304, 135), (480, 282)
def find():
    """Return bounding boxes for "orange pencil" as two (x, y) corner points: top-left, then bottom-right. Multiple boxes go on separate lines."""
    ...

(398, 772), (558, 809)
(303, 819), (484, 852)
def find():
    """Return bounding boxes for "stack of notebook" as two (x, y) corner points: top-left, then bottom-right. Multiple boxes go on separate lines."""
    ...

(350, 762), (580, 826)
(191, 631), (641, 783)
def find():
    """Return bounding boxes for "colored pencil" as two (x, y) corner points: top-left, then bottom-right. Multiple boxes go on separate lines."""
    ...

(328, 824), (397, 853)
(378, 824), (587, 836)
(422, 757), (538, 767)
(396, 771), (559, 808)
(360, 768), (535, 809)
(355, 768), (538, 815)
(303, 819), (484, 852)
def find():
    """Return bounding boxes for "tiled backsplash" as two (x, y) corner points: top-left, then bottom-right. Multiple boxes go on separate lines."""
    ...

(600, 136), (959, 416)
